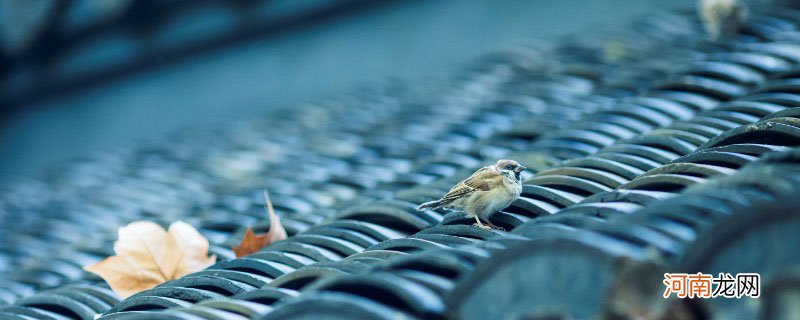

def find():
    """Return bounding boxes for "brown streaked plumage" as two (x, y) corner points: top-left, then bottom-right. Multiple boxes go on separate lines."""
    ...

(416, 159), (526, 229)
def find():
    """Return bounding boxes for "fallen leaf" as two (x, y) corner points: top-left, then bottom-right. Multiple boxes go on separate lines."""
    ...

(233, 190), (287, 257)
(232, 227), (269, 258)
(84, 221), (216, 298)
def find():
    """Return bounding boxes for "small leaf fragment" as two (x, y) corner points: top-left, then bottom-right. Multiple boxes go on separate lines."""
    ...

(232, 189), (288, 257)
(232, 227), (270, 257)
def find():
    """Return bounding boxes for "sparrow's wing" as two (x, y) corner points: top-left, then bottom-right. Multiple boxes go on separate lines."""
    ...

(440, 167), (498, 202)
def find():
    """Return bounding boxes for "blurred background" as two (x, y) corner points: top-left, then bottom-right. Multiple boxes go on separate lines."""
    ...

(0, 0), (697, 183)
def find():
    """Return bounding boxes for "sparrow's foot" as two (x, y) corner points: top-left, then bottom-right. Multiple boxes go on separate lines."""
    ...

(472, 217), (493, 229)
(485, 222), (505, 231)
(472, 222), (493, 229)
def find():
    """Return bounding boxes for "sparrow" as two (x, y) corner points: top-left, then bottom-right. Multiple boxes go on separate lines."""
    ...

(698, 0), (747, 42)
(416, 159), (526, 229)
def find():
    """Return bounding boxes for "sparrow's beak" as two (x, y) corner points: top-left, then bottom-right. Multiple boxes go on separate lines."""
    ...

(515, 165), (526, 173)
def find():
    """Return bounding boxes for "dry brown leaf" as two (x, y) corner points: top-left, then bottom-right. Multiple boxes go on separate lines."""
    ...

(233, 190), (287, 257)
(232, 227), (269, 258)
(83, 221), (216, 298)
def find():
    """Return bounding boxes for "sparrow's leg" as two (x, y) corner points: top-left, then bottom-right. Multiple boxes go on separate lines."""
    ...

(473, 216), (491, 229)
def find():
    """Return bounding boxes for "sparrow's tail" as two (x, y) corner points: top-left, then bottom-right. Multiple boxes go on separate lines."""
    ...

(416, 199), (445, 211)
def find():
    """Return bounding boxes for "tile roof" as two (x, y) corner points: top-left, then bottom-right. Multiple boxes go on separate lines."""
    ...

(2, 3), (800, 320)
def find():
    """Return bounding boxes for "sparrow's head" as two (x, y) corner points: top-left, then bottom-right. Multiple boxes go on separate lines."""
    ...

(495, 159), (526, 180)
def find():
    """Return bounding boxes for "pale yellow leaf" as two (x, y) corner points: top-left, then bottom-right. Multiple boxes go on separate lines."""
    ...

(169, 221), (217, 278)
(84, 220), (216, 298)
(112, 221), (178, 283)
